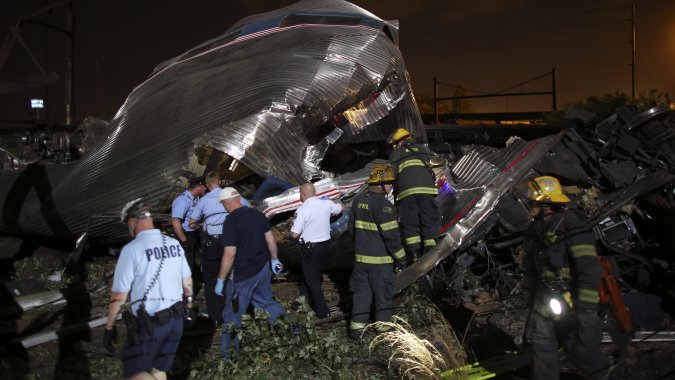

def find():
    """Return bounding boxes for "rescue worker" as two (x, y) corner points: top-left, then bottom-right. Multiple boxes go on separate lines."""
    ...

(103, 199), (193, 380)
(388, 128), (440, 263)
(288, 183), (344, 318)
(214, 187), (286, 360)
(188, 172), (250, 326)
(171, 176), (206, 273)
(521, 175), (611, 380)
(349, 164), (406, 339)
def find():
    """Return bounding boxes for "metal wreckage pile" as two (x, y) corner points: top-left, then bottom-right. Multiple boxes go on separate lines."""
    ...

(423, 104), (675, 335)
(0, 0), (674, 376)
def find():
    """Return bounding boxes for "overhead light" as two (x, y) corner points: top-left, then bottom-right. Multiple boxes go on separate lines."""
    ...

(31, 99), (44, 109)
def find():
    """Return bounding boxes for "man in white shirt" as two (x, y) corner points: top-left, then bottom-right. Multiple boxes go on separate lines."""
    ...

(288, 183), (344, 318)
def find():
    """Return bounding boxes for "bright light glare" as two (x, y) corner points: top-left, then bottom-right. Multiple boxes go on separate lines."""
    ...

(549, 298), (562, 315)
(30, 99), (44, 109)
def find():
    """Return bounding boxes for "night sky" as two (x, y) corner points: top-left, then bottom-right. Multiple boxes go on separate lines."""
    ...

(1, 0), (674, 123)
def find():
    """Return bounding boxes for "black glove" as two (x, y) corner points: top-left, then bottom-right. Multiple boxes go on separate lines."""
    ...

(103, 325), (118, 353)
(394, 258), (406, 273)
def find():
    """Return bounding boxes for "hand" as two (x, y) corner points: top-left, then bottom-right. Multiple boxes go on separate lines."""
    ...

(184, 307), (197, 328)
(271, 258), (283, 275)
(103, 325), (118, 353)
(394, 258), (406, 273)
(215, 279), (224, 296)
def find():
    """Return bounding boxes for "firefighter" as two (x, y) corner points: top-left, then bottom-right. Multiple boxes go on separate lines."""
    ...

(388, 128), (440, 263)
(521, 175), (611, 380)
(349, 164), (406, 339)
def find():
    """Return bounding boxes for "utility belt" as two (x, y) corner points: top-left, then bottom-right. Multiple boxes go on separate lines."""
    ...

(298, 239), (331, 253)
(122, 301), (183, 345)
(203, 234), (221, 247)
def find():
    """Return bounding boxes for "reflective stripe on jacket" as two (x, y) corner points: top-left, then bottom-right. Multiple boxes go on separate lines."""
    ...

(523, 210), (602, 315)
(350, 189), (405, 264)
(389, 142), (437, 201)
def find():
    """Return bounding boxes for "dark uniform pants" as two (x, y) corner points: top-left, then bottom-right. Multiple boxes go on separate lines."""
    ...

(349, 263), (395, 335)
(398, 194), (440, 254)
(529, 311), (610, 380)
(201, 236), (225, 324)
(183, 231), (200, 275)
(300, 240), (332, 318)
(121, 314), (183, 378)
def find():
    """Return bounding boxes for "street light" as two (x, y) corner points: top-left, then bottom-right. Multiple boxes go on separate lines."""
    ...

(31, 98), (44, 121)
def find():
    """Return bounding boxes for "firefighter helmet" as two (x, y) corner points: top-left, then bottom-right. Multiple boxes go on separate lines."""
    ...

(366, 164), (395, 184)
(387, 128), (413, 144)
(120, 198), (152, 223)
(525, 176), (571, 204)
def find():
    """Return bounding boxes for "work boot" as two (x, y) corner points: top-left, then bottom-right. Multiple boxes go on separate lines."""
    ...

(349, 329), (363, 341)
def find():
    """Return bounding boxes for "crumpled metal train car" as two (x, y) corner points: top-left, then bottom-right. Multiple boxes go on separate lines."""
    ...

(0, 0), (424, 244)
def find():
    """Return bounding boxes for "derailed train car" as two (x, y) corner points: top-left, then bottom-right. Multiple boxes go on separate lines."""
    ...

(0, 0), (673, 310)
(417, 105), (675, 327)
(0, 0), (425, 244)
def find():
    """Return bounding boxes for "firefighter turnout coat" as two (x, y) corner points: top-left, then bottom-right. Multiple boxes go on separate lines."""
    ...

(351, 188), (406, 263)
(389, 141), (437, 201)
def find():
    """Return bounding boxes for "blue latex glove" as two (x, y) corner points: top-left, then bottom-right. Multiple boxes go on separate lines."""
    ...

(271, 258), (283, 275)
(215, 278), (224, 296)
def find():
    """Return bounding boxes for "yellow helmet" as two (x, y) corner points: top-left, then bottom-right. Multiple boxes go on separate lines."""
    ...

(366, 164), (395, 184)
(525, 176), (571, 204)
(387, 128), (413, 144)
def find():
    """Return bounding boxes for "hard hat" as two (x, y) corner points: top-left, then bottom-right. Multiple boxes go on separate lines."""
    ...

(120, 198), (152, 223)
(387, 128), (413, 144)
(525, 176), (571, 204)
(366, 164), (395, 185)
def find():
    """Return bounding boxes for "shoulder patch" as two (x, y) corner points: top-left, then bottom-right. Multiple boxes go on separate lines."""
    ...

(382, 206), (393, 213)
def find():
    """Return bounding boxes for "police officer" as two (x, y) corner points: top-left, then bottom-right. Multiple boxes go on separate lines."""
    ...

(521, 176), (611, 380)
(288, 183), (344, 318)
(103, 199), (193, 380)
(171, 176), (206, 273)
(189, 171), (250, 325)
(349, 164), (406, 339)
(388, 128), (440, 263)
(214, 187), (286, 360)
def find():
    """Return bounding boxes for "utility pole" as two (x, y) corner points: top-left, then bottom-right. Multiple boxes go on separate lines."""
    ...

(433, 77), (439, 125)
(551, 67), (557, 111)
(631, 4), (636, 99)
(65, 1), (75, 125)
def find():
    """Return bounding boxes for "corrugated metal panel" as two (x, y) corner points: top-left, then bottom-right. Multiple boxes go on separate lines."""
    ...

(396, 133), (564, 292)
(0, 0), (424, 243)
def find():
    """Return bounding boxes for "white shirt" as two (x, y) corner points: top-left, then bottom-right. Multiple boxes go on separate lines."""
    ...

(112, 229), (191, 316)
(290, 196), (342, 243)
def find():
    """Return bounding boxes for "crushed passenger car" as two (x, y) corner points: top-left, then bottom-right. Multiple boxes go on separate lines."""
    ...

(0, 0), (424, 244)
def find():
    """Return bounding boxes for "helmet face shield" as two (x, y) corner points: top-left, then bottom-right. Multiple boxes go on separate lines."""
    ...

(525, 176), (571, 204)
